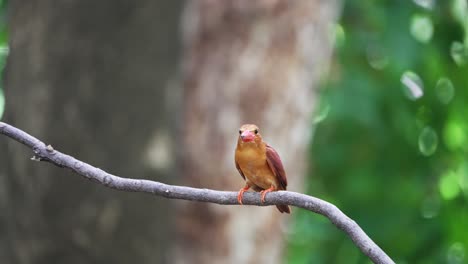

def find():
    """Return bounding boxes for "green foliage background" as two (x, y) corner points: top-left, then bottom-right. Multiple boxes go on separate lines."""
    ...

(288, 0), (468, 263)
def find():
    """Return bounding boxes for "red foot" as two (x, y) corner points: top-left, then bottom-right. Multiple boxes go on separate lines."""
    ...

(260, 186), (276, 203)
(237, 185), (250, 204)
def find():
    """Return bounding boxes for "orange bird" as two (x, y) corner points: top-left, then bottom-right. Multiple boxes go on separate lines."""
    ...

(235, 124), (290, 214)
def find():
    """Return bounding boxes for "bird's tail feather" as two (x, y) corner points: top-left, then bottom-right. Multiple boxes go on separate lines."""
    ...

(276, 205), (291, 214)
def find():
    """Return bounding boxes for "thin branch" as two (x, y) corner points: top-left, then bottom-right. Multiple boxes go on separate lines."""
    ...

(0, 122), (394, 264)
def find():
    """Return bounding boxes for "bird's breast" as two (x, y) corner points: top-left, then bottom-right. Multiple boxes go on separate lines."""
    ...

(236, 147), (277, 189)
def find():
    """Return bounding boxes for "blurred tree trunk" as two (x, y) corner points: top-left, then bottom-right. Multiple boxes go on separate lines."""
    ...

(0, 1), (182, 263)
(175, 1), (338, 264)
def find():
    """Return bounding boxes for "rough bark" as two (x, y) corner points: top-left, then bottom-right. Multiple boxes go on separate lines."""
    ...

(0, 1), (182, 263)
(176, 1), (338, 263)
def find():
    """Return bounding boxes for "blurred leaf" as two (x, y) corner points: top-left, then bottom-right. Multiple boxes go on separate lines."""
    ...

(443, 120), (466, 151)
(451, 0), (468, 25)
(447, 242), (466, 264)
(458, 162), (468, 195)
(451, 41), (468, 66)
(439, 170), (460, 200)
(333, 23), (346, 48)
(312, 97), (330, 124)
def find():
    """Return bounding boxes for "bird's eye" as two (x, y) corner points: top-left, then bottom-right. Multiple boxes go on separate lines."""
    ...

(254, 129), (258, 134)
(239, 130), (242, 135)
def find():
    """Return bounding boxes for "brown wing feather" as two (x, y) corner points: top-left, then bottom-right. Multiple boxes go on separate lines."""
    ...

(235, 160), (245, 180)
(265, 144), (287, 190)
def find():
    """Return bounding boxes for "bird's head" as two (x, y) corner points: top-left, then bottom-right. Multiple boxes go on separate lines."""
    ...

(238, 124), (262, 144)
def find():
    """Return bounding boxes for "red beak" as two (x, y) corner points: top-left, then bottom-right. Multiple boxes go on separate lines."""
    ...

(240, 130), (255, 142)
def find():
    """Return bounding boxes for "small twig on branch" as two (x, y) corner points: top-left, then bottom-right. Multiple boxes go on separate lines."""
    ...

(0, 122), (394, 264)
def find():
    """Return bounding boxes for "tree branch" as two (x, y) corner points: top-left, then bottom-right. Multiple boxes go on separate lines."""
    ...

(0, 121), (394, 264)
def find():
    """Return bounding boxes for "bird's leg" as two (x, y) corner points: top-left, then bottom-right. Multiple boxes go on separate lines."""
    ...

(260, 186), (276, 203)
(237, 184), (251, 205)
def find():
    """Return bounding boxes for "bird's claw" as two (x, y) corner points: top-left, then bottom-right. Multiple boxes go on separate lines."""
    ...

(237, 185), (250, 205)
(260, 187), (275, 203)
(260, 191), (268, 203)
(237, 190), (245, 205)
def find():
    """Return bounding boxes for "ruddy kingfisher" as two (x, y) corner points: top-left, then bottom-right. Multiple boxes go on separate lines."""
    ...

(234, 124), (290, 213)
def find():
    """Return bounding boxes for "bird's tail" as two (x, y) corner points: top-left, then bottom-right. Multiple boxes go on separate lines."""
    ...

(276, 205), (291, 214)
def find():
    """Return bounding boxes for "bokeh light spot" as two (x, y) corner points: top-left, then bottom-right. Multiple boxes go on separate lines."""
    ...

(451, 41), (468, 66)
(443, 121), (466, 151)
(447, 242), (465, 264)
(401, 71), (424, 100)
(439, 170), (460, 200)
(435, 78), (455, 104)
(410, 14), (433, 43)
(451, 0), (468, 23)
(413, 0), (435, 10)
(418, 126), (438, 156)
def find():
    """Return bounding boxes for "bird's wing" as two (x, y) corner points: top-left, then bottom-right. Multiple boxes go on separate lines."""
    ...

(235, 159), (246, 180)
(265, 144), (287, 189)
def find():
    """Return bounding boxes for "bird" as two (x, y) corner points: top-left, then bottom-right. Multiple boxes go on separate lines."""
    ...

(234, 124), (290, 214)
